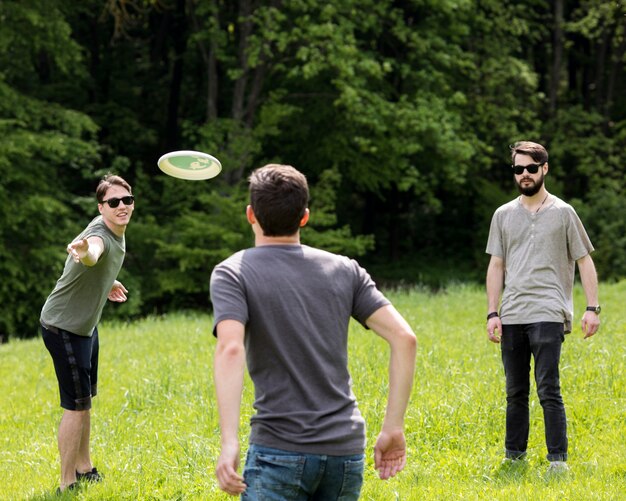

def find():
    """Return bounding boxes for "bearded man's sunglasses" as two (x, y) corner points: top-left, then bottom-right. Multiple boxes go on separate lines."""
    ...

(511, 163), (544, 175)
(102, 196), (134, 208)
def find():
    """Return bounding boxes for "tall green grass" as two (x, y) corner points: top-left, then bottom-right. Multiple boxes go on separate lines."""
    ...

(1, 282), (624, 500)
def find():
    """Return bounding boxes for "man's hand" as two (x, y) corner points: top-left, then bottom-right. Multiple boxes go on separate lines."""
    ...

(215, 441), (246, 496)
(487, 316), (502, 343)
(374, 427), (407, 480)
(67, 238), (89, 263)
(108, 280), (128, 302)
(581, 311), (600, 339)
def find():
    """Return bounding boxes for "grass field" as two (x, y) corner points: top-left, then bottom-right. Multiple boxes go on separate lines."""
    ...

(1, 282), (625, 500)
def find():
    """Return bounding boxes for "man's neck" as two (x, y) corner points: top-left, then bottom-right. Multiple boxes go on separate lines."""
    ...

(255, 234), (300, 246)
(103, 219), (126, 238)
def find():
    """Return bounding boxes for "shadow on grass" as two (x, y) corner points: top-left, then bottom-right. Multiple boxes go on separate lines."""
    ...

(28, 491), (63, 501)
(491, 459), (530, 484)
(27, 485), (81, 501)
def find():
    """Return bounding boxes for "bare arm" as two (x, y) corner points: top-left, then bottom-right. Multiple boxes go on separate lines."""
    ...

(214, 320), (247, 496)
(577, 254), (600, 339)
(365, 304), (417, 480)
(486, 255), (504, 343)
(67, 236), (105, 266)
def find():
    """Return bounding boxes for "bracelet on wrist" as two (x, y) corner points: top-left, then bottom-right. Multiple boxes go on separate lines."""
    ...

(486, 312), (499, 321)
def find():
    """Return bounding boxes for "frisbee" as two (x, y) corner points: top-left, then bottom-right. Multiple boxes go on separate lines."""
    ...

(157, 150), (222, 180)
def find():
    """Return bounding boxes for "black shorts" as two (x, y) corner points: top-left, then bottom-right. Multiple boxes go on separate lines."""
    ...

(41, 323), (99, 411)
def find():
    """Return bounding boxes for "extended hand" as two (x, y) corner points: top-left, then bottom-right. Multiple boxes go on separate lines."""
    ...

(67, 238), (89, 263)
(374, 428), (407, 480)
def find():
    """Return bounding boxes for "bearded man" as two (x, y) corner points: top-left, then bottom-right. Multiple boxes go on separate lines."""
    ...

(485, 141), (600, 472)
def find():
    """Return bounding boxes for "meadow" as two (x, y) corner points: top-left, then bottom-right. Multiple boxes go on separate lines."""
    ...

(1, 282), (624, 500)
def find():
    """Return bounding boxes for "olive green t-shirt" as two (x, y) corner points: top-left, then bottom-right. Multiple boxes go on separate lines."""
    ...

(41, 216), (126, 337)
(486, 196), (593, 333)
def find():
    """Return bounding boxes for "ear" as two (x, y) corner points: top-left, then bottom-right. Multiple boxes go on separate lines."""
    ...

(246, 205), (256, 224)
(98, 203), (104, 215)
(299, 208), (310, 227)
(543, 162), (549, 175)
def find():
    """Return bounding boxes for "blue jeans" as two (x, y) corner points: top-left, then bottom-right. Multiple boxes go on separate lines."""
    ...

(501, 322), (567, 462)
(242, 445), (364, 501)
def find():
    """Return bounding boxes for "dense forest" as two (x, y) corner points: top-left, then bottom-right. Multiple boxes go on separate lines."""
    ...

(1, 0), (625, 341)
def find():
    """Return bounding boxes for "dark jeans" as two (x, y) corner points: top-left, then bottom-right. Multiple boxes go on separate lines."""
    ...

(501, 322), (567, 462)
(242, 444), (364, 501)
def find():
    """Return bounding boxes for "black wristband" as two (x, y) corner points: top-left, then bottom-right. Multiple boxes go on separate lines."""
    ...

(487, 312), (499, 320)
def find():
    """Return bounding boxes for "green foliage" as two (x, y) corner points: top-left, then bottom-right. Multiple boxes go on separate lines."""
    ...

(303, 168), (375, 256)
(125, 180), (251, 313)
(1, 283), (625, 498)
(3, 0), (626, 340)
(547, 107), (626, 280)
(0, 82), (100, 340)
(574, 182), (626, 280)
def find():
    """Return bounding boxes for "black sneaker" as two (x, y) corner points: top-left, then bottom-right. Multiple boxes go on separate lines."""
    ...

(56, 482), (78, 495)
(76, 467), (103, 482)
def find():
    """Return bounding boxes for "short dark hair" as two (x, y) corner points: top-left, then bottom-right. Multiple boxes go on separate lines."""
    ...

(510, 141), (548, 164)
(96, 173), (132, 203)
(249, 164), (309, 237)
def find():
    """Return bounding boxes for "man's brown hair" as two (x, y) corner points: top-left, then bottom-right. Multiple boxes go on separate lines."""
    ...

(510, 141), (549, 165)
(96, 174), (132, 203)
(249, 164), (309, 237)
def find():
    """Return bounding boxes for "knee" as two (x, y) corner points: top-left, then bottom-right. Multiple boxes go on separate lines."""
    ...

(537, 386), (563, 405)
(506, 382), (530, 400)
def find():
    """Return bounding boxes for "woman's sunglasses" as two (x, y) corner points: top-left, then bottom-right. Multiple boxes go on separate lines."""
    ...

(102, 196), (135, 208)
(511, 163), (544, 175)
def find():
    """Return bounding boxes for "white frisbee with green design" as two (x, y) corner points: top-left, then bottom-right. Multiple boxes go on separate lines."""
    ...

(157, 150), (222, 180)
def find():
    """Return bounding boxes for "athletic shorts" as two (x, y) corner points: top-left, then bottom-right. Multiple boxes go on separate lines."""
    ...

(41, 323), (99, 411)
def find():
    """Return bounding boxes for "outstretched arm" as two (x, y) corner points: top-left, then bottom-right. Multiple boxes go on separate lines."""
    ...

(365, 305), (417, 480)
(577, 254), (600, 339)
(214, 319), (247, 496)
(67, 236), (105, 266)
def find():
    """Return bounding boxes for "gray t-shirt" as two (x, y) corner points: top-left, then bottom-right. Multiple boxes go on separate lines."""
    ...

(210, 244), (390, 455)
(486, 195), (593, 332)
(41, 216), (126, 337)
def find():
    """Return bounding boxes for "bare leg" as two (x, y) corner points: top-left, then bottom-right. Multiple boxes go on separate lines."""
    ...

(76, 411), (93, 474)
(58, 409), (90, 489)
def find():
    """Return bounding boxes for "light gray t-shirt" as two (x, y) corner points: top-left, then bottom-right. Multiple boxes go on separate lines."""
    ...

(486, 195), (593, 333)
(210, 244), (390, 455)
(41, 216), (126, 337)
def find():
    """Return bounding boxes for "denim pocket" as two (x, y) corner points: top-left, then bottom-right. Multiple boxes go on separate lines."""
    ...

(244, 448), (305, 500)
(338, 457), (364, 500)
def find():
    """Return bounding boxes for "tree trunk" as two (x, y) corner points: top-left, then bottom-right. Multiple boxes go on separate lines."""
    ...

(549, 0), (563, 116)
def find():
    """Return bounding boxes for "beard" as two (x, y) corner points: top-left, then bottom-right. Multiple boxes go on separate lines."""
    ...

(515, 172), (544, 196)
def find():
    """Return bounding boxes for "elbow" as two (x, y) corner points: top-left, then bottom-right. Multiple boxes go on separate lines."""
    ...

(399, 328), (417, 354)
(216, 340), (246, 361)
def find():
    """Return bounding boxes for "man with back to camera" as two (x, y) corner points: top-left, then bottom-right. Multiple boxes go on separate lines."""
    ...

(485, 141), (600, 473)
(210, 164), (417, 499)
(40, 174), (134, 493)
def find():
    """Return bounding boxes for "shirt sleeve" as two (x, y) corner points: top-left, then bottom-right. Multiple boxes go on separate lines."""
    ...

(350, 259), (390, 326)
(210, 261), (249, 337)
(564, 205), (594, 261)
(485, 209), (504, 257)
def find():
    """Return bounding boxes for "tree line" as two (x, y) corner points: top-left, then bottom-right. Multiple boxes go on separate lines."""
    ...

(1, 0), (625, 341)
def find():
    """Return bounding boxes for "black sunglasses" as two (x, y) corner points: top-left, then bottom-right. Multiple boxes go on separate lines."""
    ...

(512, 163), (544, 175)
(102, 195), (134, 208)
